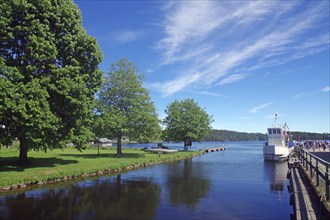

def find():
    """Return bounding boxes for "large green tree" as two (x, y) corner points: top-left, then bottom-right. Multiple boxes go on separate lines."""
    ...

(0, 0), (103, 163)
(163, 99), (213, 151)
(94, 58), (161, 157)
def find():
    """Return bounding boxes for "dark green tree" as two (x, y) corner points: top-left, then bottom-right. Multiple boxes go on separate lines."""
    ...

(94, 58), (161, 157)
(163, 99), (213, 151)
(0, 0), (103, 163)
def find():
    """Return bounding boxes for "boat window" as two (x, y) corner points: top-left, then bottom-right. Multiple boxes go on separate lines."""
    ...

(277, 129), (281, 134)
(273, 129), (277, 134)
(268, 129), (272, 134)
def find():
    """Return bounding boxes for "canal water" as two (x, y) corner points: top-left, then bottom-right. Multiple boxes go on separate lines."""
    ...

(0, 141), (293, 220)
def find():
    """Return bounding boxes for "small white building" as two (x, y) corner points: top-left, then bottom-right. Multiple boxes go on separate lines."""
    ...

(94, 138), (112, 148)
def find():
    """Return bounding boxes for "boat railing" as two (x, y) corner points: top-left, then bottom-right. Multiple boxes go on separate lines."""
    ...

(297, 147), (330, 201)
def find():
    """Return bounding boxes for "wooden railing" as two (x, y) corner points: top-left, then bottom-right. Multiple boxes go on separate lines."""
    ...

(298, 148), (330, 201)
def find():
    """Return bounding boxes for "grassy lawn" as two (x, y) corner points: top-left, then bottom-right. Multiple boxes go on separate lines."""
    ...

(0, 146), (202, 188)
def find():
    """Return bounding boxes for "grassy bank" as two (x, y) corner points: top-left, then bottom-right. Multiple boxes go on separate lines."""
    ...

(0, 147), (202, 189)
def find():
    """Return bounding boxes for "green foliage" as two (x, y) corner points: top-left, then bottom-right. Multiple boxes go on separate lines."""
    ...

(162, 99), (213, 150)
(94, 58), (161, 156)
(0, 0), (103, 162)
(202, 129), (267, 141)
(289, 131), (329, 141)
(202, 129), (329, 142)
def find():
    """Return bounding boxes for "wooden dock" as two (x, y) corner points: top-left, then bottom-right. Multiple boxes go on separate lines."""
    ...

(203, 147), (226, 153)
(289, 167), (319, 220)
(144, 148), (178, 154)
(288, 148), (330, 220)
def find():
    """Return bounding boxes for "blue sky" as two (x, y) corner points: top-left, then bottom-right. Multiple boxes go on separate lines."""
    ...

(74, 0), (329, 134)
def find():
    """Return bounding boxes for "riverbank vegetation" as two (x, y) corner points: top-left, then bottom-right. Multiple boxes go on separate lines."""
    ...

(0, 1), (208, 163)
(93, 59), (162, 157)
(202, 129), (329, 142)
(0, 0), (103, 163)
(290, 131), (329, 141)
(0, 147), (202, 189)
(202, 130), (267, 142)
(162, 99), (213, 151)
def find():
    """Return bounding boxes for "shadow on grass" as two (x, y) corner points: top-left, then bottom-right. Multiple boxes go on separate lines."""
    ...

(0, 157), (78, 172)
(59, 153), (145, 159)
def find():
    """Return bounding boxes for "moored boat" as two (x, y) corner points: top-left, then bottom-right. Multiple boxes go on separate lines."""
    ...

(263, 113), (292, 161)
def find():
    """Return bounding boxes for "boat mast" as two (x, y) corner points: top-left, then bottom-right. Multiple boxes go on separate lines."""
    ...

(283, 122), (289, 144)
(274, 112), (280, 128)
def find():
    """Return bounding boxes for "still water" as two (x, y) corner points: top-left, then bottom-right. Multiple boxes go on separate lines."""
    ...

(0, 142), (293, 220)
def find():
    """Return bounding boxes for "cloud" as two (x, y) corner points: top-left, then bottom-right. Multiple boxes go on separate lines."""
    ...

(198, 91), (228, 97)
(294, 86), (329, 98)
(250, 103), (273, 113)
(294, 92), (313, 98)
(112, 30), (140, 44)
(155, 0), (222, 64)
(218, 74), (248, 85)
(321, 86), (330, 92)
(150, 72), (203, 97)
(151, 0), (329, 97)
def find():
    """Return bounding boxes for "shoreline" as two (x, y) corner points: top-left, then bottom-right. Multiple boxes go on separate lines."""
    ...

(0, 147), (203, 193)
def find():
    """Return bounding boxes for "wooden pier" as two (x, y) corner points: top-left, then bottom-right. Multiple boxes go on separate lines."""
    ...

(203, 147), (226, 153)
(144, 148), (178, 154)
(289, 167), (320, 220)
(288, 148), (330, 220)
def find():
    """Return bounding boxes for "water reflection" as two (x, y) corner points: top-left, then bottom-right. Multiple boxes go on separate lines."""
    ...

(0, 142), (293, 220)
(0, 175), (160, 220)
(263, 161), (288, 198)
(166, 159), (210, 210)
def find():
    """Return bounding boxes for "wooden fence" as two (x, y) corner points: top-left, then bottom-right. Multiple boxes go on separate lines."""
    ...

(298, 148), (330, 201)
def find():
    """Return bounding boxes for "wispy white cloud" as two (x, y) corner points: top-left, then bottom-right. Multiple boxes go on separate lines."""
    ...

(250, 103), (273, 113)
(155, 0), (221, 64)
(321, 86), (330, 92)
(198, 91), (228, 98)
(218, 74), (248, 85)
(151, 0), (329, 97)
(294, 86), (329, 98)
(293, 92), (314, 98)
(150, 72), (203, 97)
(112, 30), (140, 44)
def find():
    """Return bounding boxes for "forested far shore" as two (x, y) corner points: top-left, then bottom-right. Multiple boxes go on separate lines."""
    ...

(202, 129), (330, 142)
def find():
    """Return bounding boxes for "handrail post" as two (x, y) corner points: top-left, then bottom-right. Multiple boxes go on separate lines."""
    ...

(302, 149), (305, 167)
(326, 165), (329, 201)
(310, 154), (313, 177)
(302, 149), (304, 167)
(305, 151), (308, 171)
(315, 160), (319, 186)
(326, 172), (329, 200)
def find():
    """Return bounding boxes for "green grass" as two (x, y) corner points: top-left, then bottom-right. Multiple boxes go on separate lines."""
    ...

(0, 147), (202, 188)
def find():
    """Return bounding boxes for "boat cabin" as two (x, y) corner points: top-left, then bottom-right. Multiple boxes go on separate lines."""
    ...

(267, 127), (285, 147)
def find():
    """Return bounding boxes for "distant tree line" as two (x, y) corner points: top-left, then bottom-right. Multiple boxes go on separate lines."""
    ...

(202, 130), (267, 142)
(202, 130), (330, 142)
(289, 132), (329, 141)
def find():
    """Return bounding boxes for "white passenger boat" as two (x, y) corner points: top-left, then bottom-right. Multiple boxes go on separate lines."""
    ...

(263, 113), (292, 161)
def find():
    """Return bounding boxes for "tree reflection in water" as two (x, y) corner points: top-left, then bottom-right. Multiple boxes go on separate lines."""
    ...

(166, 159), (210, 210)
(1, 175), (160, 220)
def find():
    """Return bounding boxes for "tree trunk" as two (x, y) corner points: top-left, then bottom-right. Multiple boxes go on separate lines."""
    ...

(116, 135), (123, 157)
(183, 138), (192, 151)
(115, 174), (122, 197)
(18, 136), (28, 164)
(184, 140), (189, 151)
